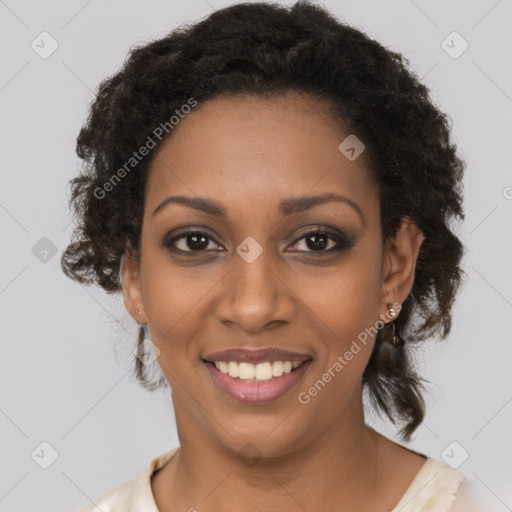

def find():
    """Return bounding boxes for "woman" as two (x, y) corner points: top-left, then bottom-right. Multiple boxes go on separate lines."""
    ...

(62, 2), (483, 510)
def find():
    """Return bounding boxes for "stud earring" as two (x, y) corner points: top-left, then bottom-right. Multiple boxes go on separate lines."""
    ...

(387, 303), (397, 318)
(135, 310), (147, 327)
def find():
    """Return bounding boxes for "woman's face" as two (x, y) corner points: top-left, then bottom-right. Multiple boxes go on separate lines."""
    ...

(122, 91), (423, 458)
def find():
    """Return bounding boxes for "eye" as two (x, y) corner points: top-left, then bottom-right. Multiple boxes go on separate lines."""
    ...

(164, 230), (223, 253)
(163, 227), (353, 256)
(286, 229), (354, 254)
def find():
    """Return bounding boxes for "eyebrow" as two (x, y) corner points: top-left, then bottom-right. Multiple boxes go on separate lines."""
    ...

(152, 193), (364, 223)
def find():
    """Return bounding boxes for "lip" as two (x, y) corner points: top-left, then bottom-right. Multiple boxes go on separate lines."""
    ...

(204, 358), (313, 404)
(202, 347), (312, 364)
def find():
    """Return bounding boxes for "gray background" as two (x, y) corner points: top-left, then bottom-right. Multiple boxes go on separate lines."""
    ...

(0, 0), (511, 510)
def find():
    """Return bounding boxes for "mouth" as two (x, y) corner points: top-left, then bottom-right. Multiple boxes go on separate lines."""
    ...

(201, 348), (313, 404)
(203, 359), (309, 381)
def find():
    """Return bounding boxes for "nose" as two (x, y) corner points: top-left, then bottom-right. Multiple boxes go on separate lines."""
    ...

(215, 250), (296, 333)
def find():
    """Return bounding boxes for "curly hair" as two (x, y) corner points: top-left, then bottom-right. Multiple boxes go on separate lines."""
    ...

(61, 0), (465, 440)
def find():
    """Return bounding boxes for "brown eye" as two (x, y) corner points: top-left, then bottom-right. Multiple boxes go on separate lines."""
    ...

(287, 229), (354, 254)
(164, 231), (222, 253)
(297, 232), (333, 251)
(163, 228), (354, 257)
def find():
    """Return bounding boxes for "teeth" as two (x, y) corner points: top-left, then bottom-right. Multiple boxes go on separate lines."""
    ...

(273, 361), (284, 377)
(228, 361), (239, 378)
(212, 360), (304, 381)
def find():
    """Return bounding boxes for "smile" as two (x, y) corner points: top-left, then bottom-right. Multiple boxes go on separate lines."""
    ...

(203, 358), (312, 404)
(212, 360), (302, 381)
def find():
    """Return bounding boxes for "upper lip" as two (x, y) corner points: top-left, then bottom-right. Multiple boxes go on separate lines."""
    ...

(203, 348), (312, 364)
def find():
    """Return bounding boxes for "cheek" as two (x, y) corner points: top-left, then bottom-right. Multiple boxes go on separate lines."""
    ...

(139, 249), (215, 364)
(291, 250), (383, 394)
(294, 259), (382, 413)
(291, 249), (382, 339)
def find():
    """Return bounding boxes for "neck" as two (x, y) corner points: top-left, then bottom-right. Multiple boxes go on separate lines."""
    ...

(153, 391), (387, 512)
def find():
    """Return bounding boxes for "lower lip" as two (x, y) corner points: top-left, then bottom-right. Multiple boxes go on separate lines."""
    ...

(204, 360), (312, 404)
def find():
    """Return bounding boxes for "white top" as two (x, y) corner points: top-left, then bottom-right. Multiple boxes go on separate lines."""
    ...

(76, 447), (488, 512)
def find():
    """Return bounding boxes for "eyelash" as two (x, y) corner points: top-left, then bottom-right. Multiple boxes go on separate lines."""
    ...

(163, 228), (354, 256)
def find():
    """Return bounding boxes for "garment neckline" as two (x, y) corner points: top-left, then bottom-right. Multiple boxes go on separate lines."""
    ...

(134, 448), (463, 512)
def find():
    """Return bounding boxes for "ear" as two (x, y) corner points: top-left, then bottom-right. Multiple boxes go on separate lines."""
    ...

(120, 246), (147, 324)
(380, 216), (425, 317)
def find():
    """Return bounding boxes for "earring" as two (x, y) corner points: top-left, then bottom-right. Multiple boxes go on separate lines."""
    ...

(386, 303), (401, 346)
(135, 309), (147, 325)
(389, 321), (401, 345)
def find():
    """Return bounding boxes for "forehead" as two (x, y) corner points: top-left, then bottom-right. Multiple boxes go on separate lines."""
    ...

(145, 92), (378, 219)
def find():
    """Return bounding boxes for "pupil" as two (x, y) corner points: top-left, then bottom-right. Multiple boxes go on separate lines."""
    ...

(188, 234), (208, 250)
(307, 234), (327, 251)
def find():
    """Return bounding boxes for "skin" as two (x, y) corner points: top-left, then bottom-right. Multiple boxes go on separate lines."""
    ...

(121, 91), (426, 511)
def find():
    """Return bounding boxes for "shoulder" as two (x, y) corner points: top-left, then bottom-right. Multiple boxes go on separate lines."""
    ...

(449, 473), (495, 512)
(392, 456), (497, 512)
(74, 448), (180, 512)
(392, 457), (465, 512)
(77, 479), (134, 512)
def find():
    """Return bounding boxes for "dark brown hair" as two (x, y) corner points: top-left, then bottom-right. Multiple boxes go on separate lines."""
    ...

(61, 0), (465, 440)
